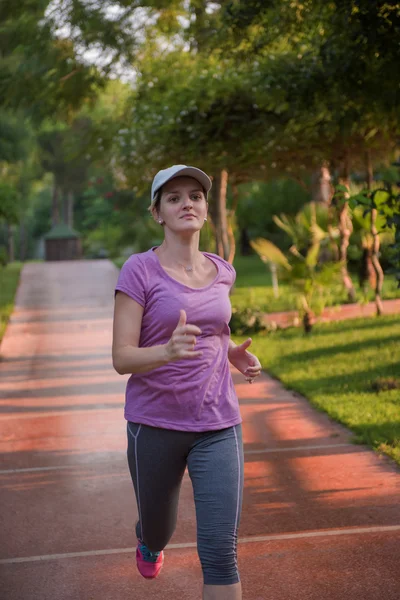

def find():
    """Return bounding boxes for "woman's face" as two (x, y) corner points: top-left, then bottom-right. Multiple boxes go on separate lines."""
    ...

(156, 176), (208, 234)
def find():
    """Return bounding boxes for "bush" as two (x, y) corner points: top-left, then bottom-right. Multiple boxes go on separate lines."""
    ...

(0, 246), (8, 267)
(229, 307), (268, 335)
(371, 377), (400, 393)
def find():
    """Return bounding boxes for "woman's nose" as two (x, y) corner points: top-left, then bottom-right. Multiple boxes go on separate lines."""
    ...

(183, 196), (193, 208)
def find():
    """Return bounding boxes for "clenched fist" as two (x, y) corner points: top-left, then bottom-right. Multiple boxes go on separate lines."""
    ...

(165, 310), (203, 361)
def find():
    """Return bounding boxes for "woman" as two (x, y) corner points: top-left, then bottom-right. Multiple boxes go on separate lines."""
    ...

(112, 164), (262, 600)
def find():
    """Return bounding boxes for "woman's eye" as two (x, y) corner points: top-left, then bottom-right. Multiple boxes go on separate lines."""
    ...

(168, 197), (179, 202)
(191, 194), (201, 201)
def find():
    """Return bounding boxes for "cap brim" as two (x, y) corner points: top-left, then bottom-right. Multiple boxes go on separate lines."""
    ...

(164, 167), (212, 193)
(150, 166), (212, 208)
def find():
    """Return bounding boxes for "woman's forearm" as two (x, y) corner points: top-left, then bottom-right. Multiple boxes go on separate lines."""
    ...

(115, 338), (238, 375)
(113, 344), (169, 375)
(228, 338), (237, 362)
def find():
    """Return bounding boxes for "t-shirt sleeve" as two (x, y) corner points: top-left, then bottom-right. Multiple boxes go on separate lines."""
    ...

(115, 254), (147, 307)
(224, 260), (236, 287)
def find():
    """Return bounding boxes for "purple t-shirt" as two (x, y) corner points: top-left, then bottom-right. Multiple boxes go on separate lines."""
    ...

(115, 247), (241, 432)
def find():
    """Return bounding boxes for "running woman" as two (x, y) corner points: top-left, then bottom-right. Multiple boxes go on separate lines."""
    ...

(112, 165), (262, 600)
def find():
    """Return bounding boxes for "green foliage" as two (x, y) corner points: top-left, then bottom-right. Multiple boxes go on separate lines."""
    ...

(117, 51), (282, 188)
(2, 1), (399, 264)
(0, 110), (30, 163)
(229, 306), (268, 336)
(231, 261), (400, 314)
(0, 246), (8, 267)
(0, 182), (20, 224)
(0, 262), (22, 343)
(250, 203), (342, 325)
(235, 179), (310, 249)
(250, 238), (291, 270)
(349, 169), (400, 286)
(0, 0), (143, 120)
(222, 1), (400, 136)
(37, 117), (95, 194)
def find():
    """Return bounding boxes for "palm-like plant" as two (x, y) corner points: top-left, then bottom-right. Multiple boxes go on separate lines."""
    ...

(351, 205), (390, 297)
(349, 186), (395, 314)
(251, 203), (341, 333)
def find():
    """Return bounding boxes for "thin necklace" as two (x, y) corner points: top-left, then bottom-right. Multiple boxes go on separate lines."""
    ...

(158, 246), (199, 272)
(178, 263), (194, 272)
(177, 256), (200, 272)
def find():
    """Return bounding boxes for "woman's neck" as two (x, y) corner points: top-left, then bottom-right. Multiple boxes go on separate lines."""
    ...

(156, 234), (201, 268)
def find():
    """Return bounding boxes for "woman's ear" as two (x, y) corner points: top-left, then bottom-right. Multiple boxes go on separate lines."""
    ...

(152, 208), (164, 225)
(151, 207), (160, 223)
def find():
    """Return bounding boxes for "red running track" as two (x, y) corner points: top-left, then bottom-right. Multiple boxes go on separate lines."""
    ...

(0, 261), (399, 599)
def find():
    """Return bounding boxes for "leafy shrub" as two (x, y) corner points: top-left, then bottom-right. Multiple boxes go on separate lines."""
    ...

(229, 307), (268, 335)
(371, 377), (400, 393)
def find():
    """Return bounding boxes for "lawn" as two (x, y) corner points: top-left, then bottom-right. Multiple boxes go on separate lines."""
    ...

(0, 262), (23, 344)
(234, 314), (400, 465)
(232, 254), (400, 313)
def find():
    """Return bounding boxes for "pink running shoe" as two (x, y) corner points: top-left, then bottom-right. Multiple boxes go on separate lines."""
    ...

(136, 539), (164, 579)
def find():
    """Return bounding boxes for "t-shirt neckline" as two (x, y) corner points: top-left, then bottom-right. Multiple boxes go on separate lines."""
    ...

(149, 246), (220, 291)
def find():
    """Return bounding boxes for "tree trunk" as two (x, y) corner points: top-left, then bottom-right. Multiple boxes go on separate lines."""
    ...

(240, 228), (252, 255)
(366, 150), (384, 315)
(227, 214), (236, 264)
(338, 154), (357, 302)
(301, 296), (314, 333)
(370, 211), (384, 315)
(227, 184), (239, 264)
(66, 190), (74, 227)
(204, 214), (217, 254)
(270, 263), (279, 298)
(311, 163), (334, 204)
(52, 184), (60, 226)
(19, 219), (27, 262)
(315, 162), (339, 261)
(7, 224), (14, 262)
(210, 169), (230, 261)
(303, 311), (314, 334)
(359, 245), (376, 293)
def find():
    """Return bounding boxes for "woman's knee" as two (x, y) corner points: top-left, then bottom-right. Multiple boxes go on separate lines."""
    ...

(197, 532), (239, 585)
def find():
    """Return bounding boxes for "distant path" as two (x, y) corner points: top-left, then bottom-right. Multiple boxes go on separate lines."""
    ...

(0, 261), (399, 599)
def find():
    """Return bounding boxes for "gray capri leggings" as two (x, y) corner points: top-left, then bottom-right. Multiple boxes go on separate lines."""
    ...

(127, 421), (244, 586)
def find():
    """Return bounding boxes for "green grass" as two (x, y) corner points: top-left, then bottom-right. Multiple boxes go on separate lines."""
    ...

(0, 262), (23, 344)
(232, 254), (400, 313)
(234, 315), (400, 465)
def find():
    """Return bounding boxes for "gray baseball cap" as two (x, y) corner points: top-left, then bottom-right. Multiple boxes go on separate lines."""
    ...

(150, 164), (212, 208)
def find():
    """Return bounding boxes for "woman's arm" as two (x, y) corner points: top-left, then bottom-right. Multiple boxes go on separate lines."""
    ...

(228, 338), (237, 360)
(112, 292), (169, 374)
(112, 293), (202, 375)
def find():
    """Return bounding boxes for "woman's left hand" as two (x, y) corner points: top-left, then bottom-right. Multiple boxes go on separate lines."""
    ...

(228, 338), (262, 384)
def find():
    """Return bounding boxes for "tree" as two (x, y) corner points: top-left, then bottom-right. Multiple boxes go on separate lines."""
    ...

(0, 0), (145, 121)
(116, 49), (294, 260)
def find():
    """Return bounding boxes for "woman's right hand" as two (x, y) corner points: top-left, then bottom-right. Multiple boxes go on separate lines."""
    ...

(165, 309), (203, 361)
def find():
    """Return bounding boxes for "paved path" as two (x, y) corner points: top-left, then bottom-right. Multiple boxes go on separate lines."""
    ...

(1, 261), (399, 600)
